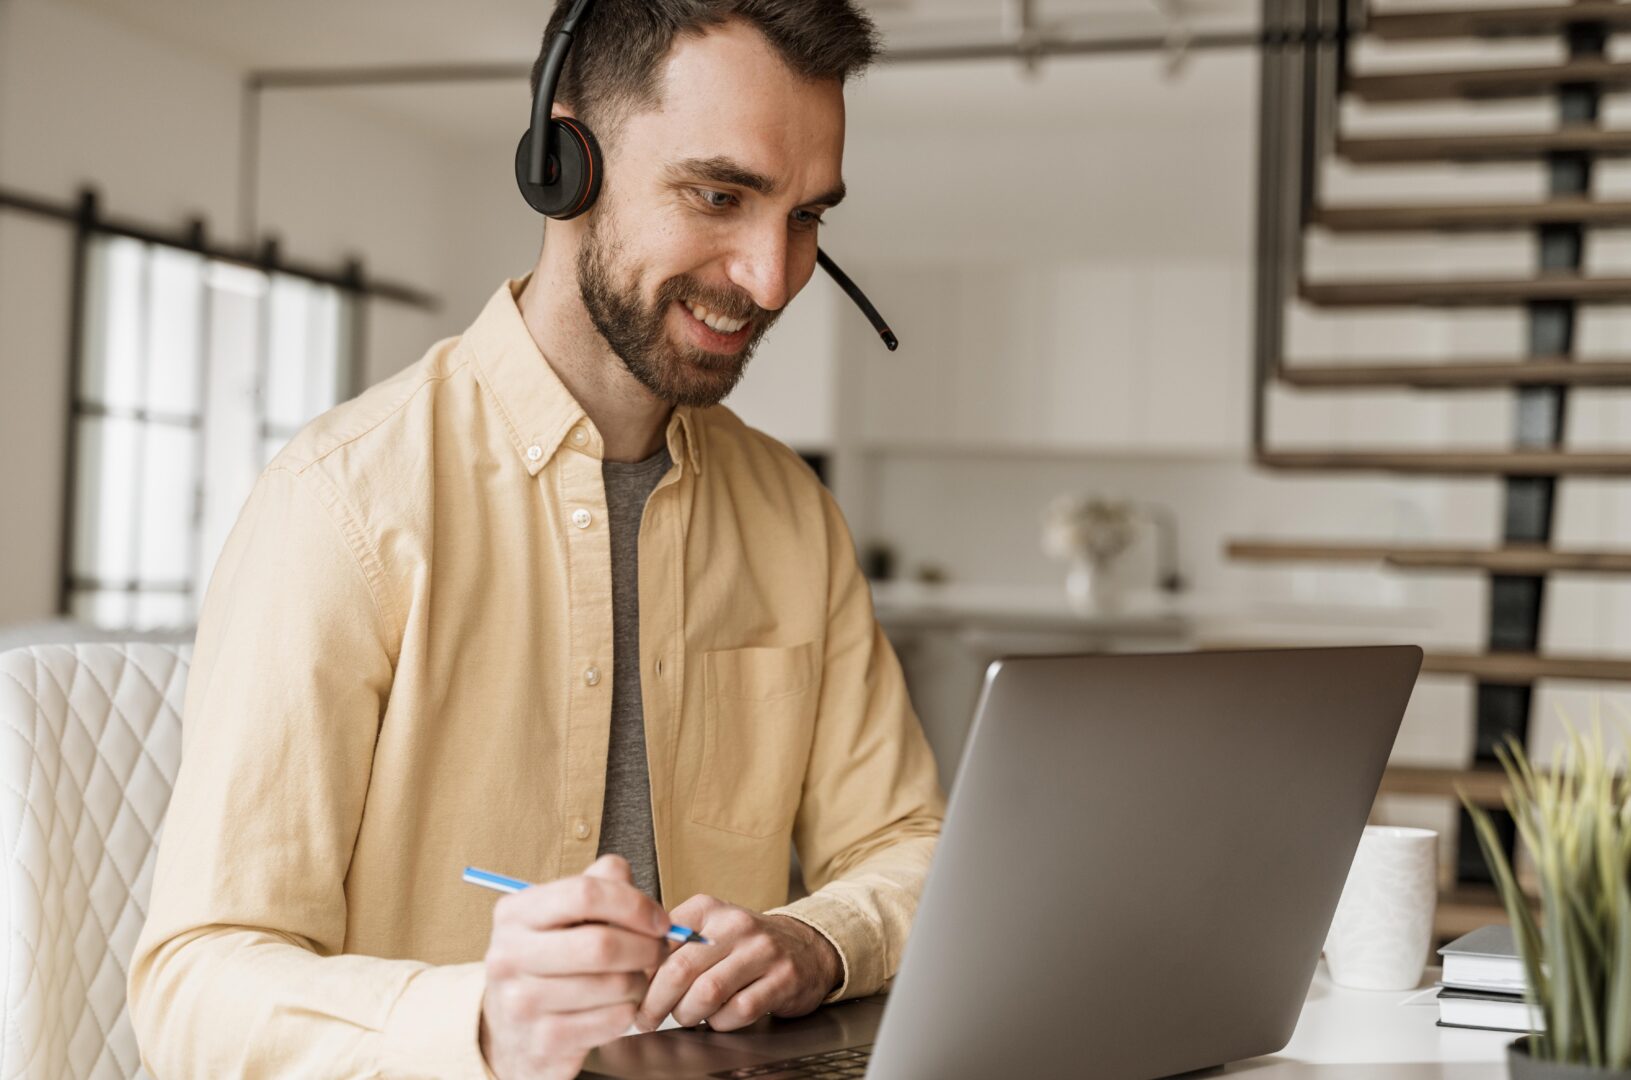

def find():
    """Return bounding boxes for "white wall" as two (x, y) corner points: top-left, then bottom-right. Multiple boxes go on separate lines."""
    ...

(0, 0), (482, 624)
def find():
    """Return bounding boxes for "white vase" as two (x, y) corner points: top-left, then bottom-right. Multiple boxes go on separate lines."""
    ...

(1065, 556), (1119, 612)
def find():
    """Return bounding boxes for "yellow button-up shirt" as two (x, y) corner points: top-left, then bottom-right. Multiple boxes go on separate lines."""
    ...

(128, 276), (946, 1078)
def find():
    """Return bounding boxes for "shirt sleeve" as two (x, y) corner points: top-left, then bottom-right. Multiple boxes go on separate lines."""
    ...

(126, 465), (493, 1079)
(764, 487), (947, 1002)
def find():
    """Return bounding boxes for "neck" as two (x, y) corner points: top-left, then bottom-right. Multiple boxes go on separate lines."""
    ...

(517, 235), (673, 463)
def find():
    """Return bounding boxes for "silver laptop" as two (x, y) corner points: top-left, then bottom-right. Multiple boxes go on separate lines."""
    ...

(584, 645), (1424, 1080)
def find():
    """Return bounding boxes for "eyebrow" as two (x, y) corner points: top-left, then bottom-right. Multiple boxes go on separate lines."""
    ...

(667, 155), (847, 209)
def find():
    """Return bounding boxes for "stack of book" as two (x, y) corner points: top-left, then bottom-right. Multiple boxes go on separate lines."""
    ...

(1436, 925), (1544, 1033)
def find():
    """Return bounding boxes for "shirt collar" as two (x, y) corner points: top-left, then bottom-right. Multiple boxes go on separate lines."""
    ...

(461, 274), (703, 478)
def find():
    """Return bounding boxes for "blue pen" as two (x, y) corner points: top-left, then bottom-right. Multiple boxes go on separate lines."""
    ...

(462, 866), (710, 945)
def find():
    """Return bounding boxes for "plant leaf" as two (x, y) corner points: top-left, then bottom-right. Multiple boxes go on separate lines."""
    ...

(1466, 797), (1550, 1053)
(1608, 885), (1631, 1069)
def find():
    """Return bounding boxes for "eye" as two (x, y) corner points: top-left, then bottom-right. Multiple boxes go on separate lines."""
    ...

(695, 189), (737, 210)
(791, 209), (826, 230)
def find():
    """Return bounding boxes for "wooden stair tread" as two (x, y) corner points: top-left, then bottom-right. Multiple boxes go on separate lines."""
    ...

(1227, 539), (1631, 572)
(1200, 640), (1631, 681)
(1300, 275), (1631, 306)
(1349, 59), (1631, 103)
(1313, 197), (1631, 231)
(1368, 2), (1631, 41)
(1392, 548), (1631, 571)
(1203, 642), (1631, 682)
(1422, 650), (1631, 682)
(1380, 765), (1511, 807)
(1338, 128), (1631, 163)
(1278, 358), (1631, 387)
(1257, 449), (1631, 474)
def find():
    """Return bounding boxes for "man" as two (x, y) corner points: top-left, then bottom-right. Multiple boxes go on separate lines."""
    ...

(127, 1), (945, 1078)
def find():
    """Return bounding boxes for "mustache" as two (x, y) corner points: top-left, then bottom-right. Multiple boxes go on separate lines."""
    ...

(657, 275), (769, 324)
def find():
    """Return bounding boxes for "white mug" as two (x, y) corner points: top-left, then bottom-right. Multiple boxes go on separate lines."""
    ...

(1323, 825), (1439, 991)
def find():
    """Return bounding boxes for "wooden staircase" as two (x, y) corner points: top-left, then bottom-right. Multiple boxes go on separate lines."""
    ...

(1255, 448), (1631, 473)
(1300, 275), (1631, 306)
(1366, 1), (1631, 38)
(1277, 358), (1631, 388)
(1229, 540), (1631, 573)
(1247, 0), (1631, 938)
(1348, 58), (1631, 101)
(1312, 198), (1631, 230)
(1339, 128), (1631, 162)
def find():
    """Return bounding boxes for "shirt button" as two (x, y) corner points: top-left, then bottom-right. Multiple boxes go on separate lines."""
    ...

(570, 427), (588, 446)
(526, 445), (542, 462)
(571, 508), (592, 529)
(584, 666), (602, 686)
(573, 821), (590, 840)
(654, 657), (665, 676)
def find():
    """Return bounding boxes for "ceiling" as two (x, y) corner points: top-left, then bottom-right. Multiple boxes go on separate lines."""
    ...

(61, 0), (1262, 147)
(63, 0), (1260, 72)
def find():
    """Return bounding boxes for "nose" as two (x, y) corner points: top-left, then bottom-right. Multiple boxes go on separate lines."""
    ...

(725, 219), (791, 314)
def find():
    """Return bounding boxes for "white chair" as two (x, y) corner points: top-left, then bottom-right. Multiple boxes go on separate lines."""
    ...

(0, 643), (190, 1080)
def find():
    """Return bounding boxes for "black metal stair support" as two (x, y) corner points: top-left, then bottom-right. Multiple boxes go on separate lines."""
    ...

(1456, 22), (1605, 887)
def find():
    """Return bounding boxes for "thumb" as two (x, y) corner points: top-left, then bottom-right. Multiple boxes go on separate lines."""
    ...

(583, 852), (633, 884)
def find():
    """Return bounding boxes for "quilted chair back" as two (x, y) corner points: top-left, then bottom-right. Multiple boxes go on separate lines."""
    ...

(0, 644), (190, 1080)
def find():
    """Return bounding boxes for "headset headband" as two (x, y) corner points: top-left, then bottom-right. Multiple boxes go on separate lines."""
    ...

(528, 0), (594, 188)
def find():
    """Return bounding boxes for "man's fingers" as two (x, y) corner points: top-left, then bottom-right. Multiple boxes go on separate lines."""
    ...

(583, 853), (633, 883)
(528, 971), (649, 1012)
(496, 869), (670, 936)
(636, 939), (728, 1031)
(665, 893), (719, 932)
(670, 950), (770, 1029)
(496, 924), (668, 976)
(706, 973), (783, 1033)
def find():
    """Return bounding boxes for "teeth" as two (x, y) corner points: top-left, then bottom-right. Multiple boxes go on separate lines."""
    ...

(684, 300), (746, 335)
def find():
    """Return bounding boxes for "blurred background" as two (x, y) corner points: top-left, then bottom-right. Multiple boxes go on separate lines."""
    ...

(3, 0), (1630, 947)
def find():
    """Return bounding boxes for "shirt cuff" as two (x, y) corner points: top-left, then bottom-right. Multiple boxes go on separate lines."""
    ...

(765, 891), (886, 1003)
(380, 961), (495, 1079)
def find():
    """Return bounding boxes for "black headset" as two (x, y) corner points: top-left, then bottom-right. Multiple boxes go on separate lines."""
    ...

(515, 0), (898, 350)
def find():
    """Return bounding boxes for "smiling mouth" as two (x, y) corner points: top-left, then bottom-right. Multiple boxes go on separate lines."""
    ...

(682, 299), (750, 334)
(675, 299), (753, 353)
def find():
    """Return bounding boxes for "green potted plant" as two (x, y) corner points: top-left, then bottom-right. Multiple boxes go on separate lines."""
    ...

(1462, 722), (1631, 1079)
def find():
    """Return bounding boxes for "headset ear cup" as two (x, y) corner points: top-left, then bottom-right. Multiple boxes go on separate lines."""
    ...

(514, 118), (602, 220)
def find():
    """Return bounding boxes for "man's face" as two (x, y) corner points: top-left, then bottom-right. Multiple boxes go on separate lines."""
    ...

(573, 20), (847, 408)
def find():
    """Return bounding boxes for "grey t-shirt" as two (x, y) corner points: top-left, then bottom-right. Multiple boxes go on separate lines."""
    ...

(595, 444), (671, 902)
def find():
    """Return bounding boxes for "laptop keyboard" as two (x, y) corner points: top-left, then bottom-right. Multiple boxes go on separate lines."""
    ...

(710, 1044), (872, 1078)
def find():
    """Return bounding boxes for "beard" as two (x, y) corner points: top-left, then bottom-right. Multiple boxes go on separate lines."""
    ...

(575, 209), (781, 409)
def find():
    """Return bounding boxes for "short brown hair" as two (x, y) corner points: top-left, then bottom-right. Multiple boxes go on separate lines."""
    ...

(530, 0), (880, 137)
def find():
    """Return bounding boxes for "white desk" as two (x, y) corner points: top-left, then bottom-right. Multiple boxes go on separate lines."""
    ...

(1225, 963), (1514, 1078)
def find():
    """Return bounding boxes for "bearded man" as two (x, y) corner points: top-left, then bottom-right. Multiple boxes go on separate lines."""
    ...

(127, 2), (945, 1077)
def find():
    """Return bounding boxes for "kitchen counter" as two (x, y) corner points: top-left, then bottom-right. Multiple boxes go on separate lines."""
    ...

(869, 579), (1447, 644)
(868, 579), (1450, 788)
(869, 580), (1191, 639)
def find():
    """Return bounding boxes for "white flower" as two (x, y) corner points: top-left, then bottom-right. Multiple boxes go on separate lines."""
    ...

(1041, 495), (1139, 563)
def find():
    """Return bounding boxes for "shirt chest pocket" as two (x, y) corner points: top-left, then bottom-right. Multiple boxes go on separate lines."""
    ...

(689, 642), (821, 838)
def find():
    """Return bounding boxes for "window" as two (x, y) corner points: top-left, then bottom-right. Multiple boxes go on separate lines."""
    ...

(66, 234), (355, 629)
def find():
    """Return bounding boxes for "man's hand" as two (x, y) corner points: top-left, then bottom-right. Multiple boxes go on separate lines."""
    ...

(635, 895), (842, 1032)
(480, 855), (671, 1080)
